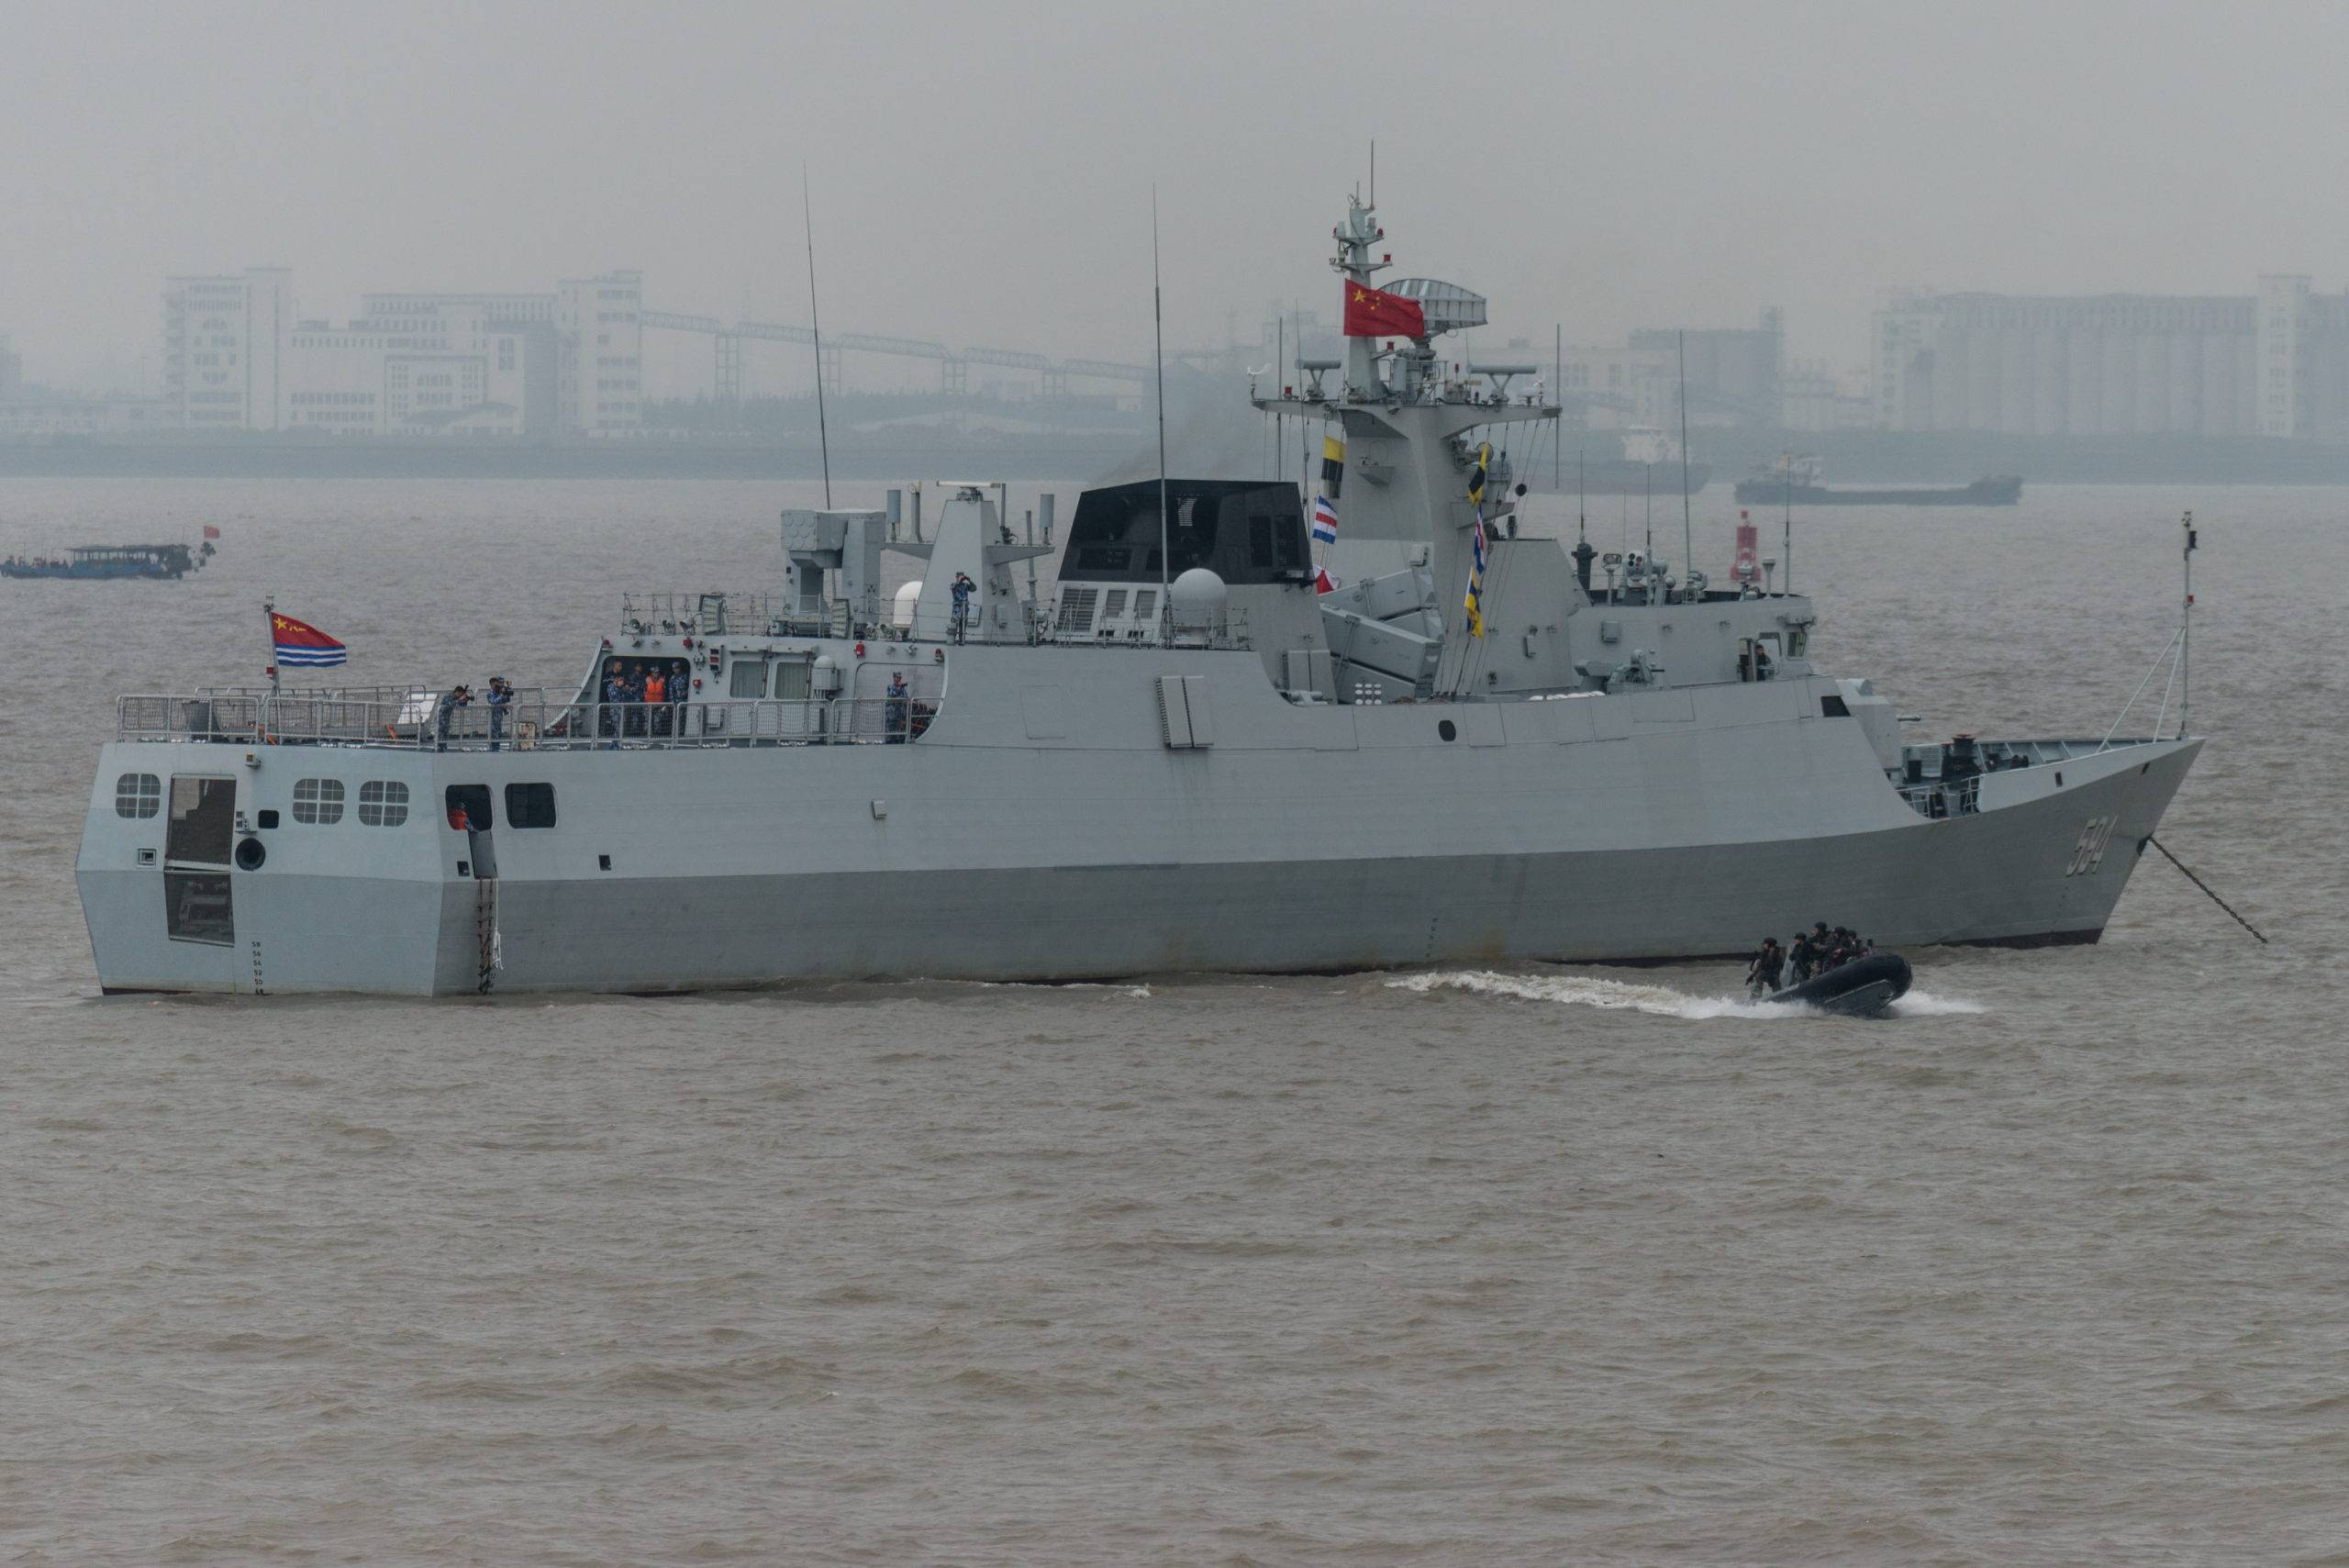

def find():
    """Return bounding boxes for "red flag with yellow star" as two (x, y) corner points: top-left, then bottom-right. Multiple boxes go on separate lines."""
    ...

(1341, 282), (1426, 339)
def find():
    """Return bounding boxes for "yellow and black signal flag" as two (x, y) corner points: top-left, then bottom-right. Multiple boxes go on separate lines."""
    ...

(1320, 435), (1346, 501)
(1462, 443), (1495, 639)
(1464, 506), (1488, 639)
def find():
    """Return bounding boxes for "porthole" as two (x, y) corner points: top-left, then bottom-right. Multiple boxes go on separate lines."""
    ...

(234, 837), (266, 871)
(358, 780), (410, 828)
(292, 777), (345, 825)
(115, 772), (162, 819)
(1438, 719), (1458, 742)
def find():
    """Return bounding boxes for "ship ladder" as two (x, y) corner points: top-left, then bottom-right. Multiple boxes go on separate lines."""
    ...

(474, 875), (502, 994)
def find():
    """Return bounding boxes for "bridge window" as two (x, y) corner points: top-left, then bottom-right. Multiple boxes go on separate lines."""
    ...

(357, 780), (410, 828)
(504, 783), (557, 829)
(115, 772), (161, 819)
(1059, 480), (1309, 586)
(292, 778), (344, 824)
(729, 660), (767, 699)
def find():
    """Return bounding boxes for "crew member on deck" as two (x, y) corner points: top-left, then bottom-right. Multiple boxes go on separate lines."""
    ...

(885, 672), (910, 742)
(601, 662), (626, 747)
(951, 573), (975, 643)
(484, 676), (512, 751)
(435, 684), (472, 752)
(642, 664), (667, 738)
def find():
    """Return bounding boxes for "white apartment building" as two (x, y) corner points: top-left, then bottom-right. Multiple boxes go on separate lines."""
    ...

(1550, 316), (1785, 432)
(1871, 276), (2349, 441)
(163, 268), (293, 429)
(161, 269), (639, 437)
(555, 271), (643, 433)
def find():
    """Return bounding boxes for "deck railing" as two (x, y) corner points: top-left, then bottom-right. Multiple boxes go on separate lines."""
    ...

(117, 689), (932, 751)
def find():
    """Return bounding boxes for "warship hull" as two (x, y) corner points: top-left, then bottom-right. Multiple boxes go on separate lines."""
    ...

(78, 654), (2198, 996)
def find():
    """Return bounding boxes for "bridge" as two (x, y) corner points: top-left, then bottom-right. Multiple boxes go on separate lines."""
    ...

(640, 310), (1156, 401)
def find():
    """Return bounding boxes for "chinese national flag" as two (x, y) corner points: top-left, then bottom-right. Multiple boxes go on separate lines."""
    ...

(1341, 283), (1427, 339)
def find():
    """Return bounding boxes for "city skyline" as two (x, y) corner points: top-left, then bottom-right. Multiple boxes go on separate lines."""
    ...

(9, 0), (2349, 397)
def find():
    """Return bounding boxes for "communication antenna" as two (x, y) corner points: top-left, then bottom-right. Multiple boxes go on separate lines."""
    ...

(1152, 185), (1171, 639)
(1273, 315), (1284, 480)
(1783, 450), (1794, 595)
(2180, 509), (2198, 738)
(1678, 331), (1694, 595)
(1577, 450), (1586, 547)
(802, 164), (831, 508)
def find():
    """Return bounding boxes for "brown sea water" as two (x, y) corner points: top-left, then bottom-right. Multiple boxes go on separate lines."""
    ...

(1, 478), (2343, 1564)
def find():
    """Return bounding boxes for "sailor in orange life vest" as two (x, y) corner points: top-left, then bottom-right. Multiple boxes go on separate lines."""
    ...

(641, 664), (668, 737)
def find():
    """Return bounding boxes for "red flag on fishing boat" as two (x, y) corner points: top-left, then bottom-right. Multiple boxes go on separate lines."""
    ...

(1341, 282), (1425, 339)
(270, 609), (348, 668)
(202, 525), (221, 540)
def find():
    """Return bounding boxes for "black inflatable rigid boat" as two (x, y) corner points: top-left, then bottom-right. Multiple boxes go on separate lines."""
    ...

(1762, 952), (1913, 1018)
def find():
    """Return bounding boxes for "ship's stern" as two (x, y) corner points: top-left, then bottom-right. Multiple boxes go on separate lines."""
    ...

(78, 741), (446, 995)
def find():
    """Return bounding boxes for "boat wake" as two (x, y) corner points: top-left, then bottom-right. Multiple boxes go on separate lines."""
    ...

(1388, 969), (1985, 1021)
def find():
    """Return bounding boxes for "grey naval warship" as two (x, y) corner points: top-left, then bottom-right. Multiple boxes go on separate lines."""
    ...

(77, 196), (2200, 995)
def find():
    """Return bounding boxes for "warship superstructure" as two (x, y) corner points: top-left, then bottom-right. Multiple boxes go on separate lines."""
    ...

(76, 197), (2199, 995)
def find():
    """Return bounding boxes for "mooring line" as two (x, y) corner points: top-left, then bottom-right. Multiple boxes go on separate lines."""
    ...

(2144, 835), (2269, 944)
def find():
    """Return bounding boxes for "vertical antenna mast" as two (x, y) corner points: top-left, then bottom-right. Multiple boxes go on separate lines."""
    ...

(2181, 509), (2197, 739)
(1678, 330), (1693, 594)
(1152, 186), (1170, 637)
(802, 164), (831, 508)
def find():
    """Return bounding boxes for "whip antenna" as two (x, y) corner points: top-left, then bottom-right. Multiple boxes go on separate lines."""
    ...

(802, 163), (831, 508)
(1678, 331), (1694, 595)
(1152, 185), (1170, 639)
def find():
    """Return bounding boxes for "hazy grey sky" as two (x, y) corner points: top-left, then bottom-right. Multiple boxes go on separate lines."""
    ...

(6, 0), (2346, 393)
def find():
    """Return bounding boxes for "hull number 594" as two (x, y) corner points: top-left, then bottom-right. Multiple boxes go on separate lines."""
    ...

(2066, 814), (2119, 877)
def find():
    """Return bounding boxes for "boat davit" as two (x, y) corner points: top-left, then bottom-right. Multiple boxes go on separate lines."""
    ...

(1762, 952), (1913, 1018)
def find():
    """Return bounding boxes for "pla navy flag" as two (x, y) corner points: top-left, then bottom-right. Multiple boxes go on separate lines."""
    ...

(1310, 495), (1340, 545)
(271, 610), (348, 668)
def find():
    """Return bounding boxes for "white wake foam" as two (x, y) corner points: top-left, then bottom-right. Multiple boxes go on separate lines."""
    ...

(1387, 969), (1796, 1020)
(1390, 969), (1987, 1022)
(1883, 989), (1987, 1018)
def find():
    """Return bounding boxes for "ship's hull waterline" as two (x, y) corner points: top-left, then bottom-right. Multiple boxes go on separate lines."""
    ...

(78, 694), (2197, 996)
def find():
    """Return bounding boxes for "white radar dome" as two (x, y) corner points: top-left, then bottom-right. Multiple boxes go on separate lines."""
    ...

(1169, 567), (1229, 628)
(892, 580), (922, 630)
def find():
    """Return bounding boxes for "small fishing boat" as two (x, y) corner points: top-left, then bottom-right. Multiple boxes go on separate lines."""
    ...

(1, 540), (211, 580)
(1762, 951), (1913, 1018)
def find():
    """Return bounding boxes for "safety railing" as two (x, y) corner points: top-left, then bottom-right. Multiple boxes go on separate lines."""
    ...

(117, 691), (934, 751)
